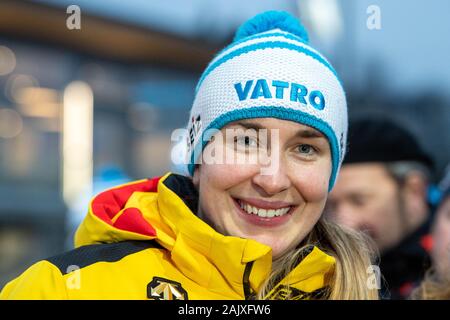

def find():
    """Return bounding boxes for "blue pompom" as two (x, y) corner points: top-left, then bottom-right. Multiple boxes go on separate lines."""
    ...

(233, 11), (309, 43)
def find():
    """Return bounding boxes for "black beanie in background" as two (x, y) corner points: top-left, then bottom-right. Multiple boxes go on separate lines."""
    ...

(344, 117), (434, 172)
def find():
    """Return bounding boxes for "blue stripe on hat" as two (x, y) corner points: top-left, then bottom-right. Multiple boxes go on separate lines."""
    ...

(195, 41), (342, 94)
(188, 107), (340, 191)
(220, 31), (308, 56)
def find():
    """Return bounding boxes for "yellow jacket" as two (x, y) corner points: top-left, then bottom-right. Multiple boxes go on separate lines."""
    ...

(1, 173), (335, 300)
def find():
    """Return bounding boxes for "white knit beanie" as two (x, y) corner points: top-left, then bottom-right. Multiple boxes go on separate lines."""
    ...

(186, 10), (347, 190)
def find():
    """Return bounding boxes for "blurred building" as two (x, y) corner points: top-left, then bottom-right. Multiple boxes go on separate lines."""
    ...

(0, 0), (219, 286)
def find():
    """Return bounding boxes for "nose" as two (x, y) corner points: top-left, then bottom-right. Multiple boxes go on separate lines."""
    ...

(251, 159), (291, 196)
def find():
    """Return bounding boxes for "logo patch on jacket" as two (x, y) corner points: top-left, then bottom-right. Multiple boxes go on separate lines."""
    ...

(265, 285), (326, 300)
(147, 277), (188, 300)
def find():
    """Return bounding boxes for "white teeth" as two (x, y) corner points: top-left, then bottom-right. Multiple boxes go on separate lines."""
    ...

(238, 200), (290, 218)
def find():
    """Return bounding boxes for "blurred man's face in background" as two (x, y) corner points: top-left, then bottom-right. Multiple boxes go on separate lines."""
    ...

(431, 196), (450, 277)
(325, 163), (427, 253)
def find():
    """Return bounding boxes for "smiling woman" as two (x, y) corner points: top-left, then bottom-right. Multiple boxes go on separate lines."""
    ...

(194, 119), (332, 260)
(1, 11), (378, 300)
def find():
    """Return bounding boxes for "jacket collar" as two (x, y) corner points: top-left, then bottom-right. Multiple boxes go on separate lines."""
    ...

(155, 173), (335, 298)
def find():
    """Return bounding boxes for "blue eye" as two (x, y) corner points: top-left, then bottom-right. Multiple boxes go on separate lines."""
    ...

(297, 144), (314, 154)
(235, 135), (258, 148)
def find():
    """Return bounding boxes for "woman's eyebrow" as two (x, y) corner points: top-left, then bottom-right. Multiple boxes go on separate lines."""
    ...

(231, 122), (325, 138)
(295, 129), (325, 139)
(231, 121), (265, 130)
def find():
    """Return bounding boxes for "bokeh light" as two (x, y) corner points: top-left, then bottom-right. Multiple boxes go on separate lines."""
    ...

(0, 108), (23, 139)
(0, 46), (16, 76)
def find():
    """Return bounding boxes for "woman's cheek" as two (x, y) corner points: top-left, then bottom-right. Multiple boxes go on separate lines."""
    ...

(202, 162), (258, 190)
(291, 163), (330, 202)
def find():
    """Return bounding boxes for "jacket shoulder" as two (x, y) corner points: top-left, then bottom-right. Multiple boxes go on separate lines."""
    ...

(0, 240), (163, 299)
(0, 260), (67, 299)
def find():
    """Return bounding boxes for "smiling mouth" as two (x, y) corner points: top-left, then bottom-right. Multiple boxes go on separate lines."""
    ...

(234, 198), (293, 218)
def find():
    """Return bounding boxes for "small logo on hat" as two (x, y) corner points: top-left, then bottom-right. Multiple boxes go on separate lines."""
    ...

(147, 277), (188, 300)
(187, 115), (202, 153)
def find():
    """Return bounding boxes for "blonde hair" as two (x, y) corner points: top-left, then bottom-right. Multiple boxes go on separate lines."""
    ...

(257, 218), (380, 300)
(410, 268), (450, 300)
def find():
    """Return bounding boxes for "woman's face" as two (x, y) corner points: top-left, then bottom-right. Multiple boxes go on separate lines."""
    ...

(193, 118), (332, 259)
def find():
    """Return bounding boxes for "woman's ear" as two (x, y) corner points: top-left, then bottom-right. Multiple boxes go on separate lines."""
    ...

(403, 171), (427, 200)
(192, 165), (200, 188)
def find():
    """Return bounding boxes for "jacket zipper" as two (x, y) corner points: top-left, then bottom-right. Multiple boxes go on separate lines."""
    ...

(243, 261), (254, 300)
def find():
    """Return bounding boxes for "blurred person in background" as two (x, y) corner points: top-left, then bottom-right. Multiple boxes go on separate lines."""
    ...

(325, 117), (435, 299)
(0, 11), (378, 300)
(411, 166), (450, 299)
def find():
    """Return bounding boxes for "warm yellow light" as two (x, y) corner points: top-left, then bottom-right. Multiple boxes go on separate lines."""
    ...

(4, 74), (39, 103)
(62, 81), (94, 206)
(13, 87), (60, 118)
(0, 108), (23, 139)
(15, 87), (59, 106)
(0, 46), (16, 76)
(18, 101), (61, 118)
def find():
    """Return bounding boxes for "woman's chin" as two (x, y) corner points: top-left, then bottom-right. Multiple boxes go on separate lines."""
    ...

(246, 234), (289, 257)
